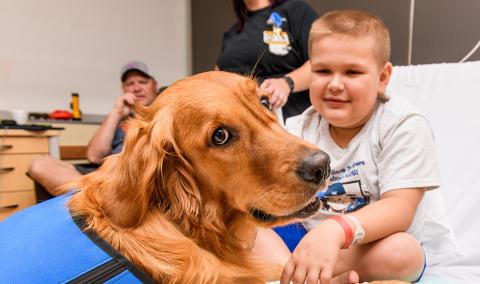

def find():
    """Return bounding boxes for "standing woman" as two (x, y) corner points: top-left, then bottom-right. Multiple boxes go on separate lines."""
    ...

(217, 0), (318, 121)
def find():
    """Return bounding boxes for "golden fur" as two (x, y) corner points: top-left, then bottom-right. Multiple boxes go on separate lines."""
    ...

(67, 71), (330, 283)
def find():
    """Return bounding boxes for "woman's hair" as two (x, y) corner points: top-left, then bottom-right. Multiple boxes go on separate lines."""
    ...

(232, 0), (288, 32)
(309, 9), (391, 67)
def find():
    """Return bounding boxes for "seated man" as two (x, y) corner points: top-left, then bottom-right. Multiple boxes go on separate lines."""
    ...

(28, 60), (159, 196)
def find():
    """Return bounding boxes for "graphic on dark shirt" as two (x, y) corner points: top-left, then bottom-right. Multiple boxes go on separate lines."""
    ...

(263, 12), (290, 55)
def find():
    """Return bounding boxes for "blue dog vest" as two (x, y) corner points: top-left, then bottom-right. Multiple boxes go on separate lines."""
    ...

(0, 194), (154, 283)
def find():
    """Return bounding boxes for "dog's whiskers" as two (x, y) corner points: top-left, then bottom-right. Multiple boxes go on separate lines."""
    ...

(250, 184), (295, 221)
(249, 49), (266, 80)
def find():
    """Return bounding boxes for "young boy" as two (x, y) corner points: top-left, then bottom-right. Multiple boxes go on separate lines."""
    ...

(268, 10), (458, 283)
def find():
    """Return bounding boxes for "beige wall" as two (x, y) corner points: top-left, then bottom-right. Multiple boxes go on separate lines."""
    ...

(0, 0), (191, 115)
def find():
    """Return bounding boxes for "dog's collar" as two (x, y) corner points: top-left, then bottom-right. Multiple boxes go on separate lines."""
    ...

(71, 213), (155, 284)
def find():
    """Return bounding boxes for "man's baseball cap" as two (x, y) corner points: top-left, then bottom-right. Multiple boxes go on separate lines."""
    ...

(120, 60), (155, 82)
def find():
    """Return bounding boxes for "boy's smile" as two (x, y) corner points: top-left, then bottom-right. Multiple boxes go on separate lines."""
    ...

(322, 97), (350, 109)
(309, 34), (392, 137)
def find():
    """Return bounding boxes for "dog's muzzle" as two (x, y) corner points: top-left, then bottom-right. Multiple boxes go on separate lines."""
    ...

(249, 150), (330, 224)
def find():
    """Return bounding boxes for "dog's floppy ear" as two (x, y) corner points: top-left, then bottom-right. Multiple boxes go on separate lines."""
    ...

(101, 103), (202, 230)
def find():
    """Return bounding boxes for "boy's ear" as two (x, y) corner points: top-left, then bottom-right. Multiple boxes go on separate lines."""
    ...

(378, 62), (393, 94)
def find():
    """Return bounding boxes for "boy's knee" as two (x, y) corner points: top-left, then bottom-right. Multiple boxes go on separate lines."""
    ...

(366, 233), (424, 280)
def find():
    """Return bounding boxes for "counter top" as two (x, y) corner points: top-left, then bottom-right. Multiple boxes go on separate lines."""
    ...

(0, 111), (104, 125)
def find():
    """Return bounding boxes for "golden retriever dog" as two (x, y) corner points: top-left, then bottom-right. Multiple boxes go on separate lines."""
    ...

(0, 71), (330, 283)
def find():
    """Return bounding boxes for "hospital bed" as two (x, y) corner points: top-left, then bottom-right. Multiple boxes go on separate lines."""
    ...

(387, 61), (480, 283)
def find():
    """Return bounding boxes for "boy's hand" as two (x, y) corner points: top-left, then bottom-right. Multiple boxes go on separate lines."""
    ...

(280, 219), (345, 284)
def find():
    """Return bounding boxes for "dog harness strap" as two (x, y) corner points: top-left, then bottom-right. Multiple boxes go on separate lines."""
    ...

(71, 214), (155, 284)
(66, 258), (126, 284)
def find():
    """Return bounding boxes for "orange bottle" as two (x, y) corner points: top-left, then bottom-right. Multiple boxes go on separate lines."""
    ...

(71, 93), (82, 120)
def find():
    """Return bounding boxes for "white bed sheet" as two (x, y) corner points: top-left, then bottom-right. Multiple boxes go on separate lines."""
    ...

(387, 61), (480, 283)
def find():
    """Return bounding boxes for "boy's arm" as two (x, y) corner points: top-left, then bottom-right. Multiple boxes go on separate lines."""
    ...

(252, 227), (291, 266)
(281, 188), (424, 284)
(348, 187), (425, 243)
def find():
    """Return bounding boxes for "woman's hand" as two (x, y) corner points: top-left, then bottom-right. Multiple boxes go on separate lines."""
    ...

(260, 78), (291, 109)
(281, 219), (345, 284)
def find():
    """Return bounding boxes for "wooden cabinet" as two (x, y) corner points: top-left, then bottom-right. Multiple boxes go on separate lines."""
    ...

(0, 129), (60, 221)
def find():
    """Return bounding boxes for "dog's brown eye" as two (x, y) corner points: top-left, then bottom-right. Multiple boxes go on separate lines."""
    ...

(212, 128), (231, 145)
(260, 96), (272, 111)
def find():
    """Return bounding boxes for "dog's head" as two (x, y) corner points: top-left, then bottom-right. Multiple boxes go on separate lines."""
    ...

(95, 71), (330, 231)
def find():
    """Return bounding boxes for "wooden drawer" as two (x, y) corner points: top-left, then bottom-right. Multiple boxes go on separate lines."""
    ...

(0, 137), (49, 154)
(0, 190), (36, 221)
(0, 154), (40, 192)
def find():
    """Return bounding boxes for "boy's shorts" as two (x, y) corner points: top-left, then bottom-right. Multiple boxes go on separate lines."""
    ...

(273, 222), (307, 252)
(74, 163), (100, 175)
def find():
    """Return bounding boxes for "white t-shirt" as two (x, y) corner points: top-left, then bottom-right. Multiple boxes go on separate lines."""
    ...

(286, 96), (459, 266)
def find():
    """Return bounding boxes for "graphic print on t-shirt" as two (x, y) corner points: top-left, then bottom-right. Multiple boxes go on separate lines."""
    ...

(263, 12), (291, 56)
(318, 160), (370, 214)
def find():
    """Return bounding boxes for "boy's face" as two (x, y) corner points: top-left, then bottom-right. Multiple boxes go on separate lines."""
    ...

(309, 34), (392, 129)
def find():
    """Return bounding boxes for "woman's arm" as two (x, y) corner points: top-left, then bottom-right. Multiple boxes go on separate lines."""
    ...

(260, 60), (311, 108)
(285, 60), (311, 94)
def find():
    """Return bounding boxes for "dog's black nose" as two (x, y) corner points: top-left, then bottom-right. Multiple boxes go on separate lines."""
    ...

(296, 151), (330, 185)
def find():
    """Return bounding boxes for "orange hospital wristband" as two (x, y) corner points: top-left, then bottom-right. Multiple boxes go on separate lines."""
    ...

(330, 215), (354, 249)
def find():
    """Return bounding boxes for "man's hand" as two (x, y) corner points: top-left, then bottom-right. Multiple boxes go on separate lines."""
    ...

(113, 92), (136, 118)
